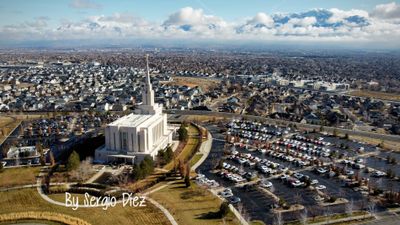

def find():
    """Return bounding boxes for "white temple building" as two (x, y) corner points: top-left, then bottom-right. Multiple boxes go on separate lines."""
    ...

(95, 55), (174, 164)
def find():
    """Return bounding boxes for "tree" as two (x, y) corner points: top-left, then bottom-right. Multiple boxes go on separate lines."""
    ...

(219, 201), (230, 218)
(319, 126), (324, 132)
(0, 161), (3, 172)
(178, 159), (185, 178)
(165, 146), (173, 163)
(49, 151), (55, 166)
(140, 156), (154, 177)
(185, 163), (191, 187)
(332, 128), (338, 137)
(36, 142), (45, 166)
(177, 124), (188, 142)
(131, 164), (143, 180)
(66, 151), (80, 171)
(71, 157), (93, 182)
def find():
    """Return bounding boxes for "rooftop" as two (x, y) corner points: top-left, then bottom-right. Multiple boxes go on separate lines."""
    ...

(108, 113), (152, 127)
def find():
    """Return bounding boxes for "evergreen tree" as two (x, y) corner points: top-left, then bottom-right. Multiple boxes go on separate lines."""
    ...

(165, 146), (173, 163)
(66, 151), (80, 171)
(219, 202), (230, 218)
(131, 164), (143, 180)
(177, 124), (188, 142)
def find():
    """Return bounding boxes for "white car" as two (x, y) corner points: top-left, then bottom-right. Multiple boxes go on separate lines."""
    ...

(293, 173), (304, 180)
(260, 181), (273, 188)
(345, 170), (354, 176)
(372, 171), (386, 177)
(280, 174), (290, 180)
(291, 180), (304, 187)
(315, 185), (326, 190)
(311, 179), (319, 185)
(317, 168), (327, 174)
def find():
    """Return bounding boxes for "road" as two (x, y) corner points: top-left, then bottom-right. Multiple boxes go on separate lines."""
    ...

(165, 110), (400, 143)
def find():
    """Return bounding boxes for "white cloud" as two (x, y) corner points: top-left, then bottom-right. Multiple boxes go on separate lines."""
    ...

(327, 8), (369, 24)
(287, 16), (317, 27)
(247, 13), (274, 28)
(371, 2), (400, 19)
(1, 5), (400, 46)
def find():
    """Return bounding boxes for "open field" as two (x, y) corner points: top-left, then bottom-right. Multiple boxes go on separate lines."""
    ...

(150, 180), (239, 225)
(344, 134), (400, 151)
(167, 76), (219, 92)
(0, 167), (41, 188)
(0, 189), (170, 225)
(350, 90), (400, 102)
(0, 115), (20, 144)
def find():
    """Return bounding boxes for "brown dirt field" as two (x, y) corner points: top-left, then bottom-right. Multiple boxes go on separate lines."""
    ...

(167, 76), (219, 91)
(350, 90), (400, 101)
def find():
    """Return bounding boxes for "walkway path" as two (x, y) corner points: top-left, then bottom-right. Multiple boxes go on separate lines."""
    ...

(191, 127), (213, 170)
(33, 167), (178, 225)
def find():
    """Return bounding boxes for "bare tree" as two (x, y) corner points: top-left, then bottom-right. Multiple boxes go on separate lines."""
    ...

(345, 199), (354, 215)
(367, 202), (376, 218)
(71, 157), (94, 182)
(274, 211), (283, 225)
(300, 208), (308, 225)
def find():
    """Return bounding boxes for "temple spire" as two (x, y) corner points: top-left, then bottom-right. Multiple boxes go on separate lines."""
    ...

(145, 54), (152, 88)
(142, 54), (155, 107)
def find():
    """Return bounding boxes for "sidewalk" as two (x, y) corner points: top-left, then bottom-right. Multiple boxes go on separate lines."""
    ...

(191, 128), (213, 170)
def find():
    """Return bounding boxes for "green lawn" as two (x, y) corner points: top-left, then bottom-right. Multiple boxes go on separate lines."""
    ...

(190, 153), (204, 167)
(0, 167), (41, 188)
(0, 189), (170, 225)
(164, 124), (200, 171)
(150, 180), (239, 225)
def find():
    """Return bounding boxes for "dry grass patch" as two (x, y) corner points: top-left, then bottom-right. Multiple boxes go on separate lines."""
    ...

(0, 189), (170, 225)
(167, 76), (219, 92)
(0, 115), (20, 144)
(0, 211), (90, 225)
(150, 180), (239, 225)
(350, 90), (400, 101)
(0, 166), (41, 188)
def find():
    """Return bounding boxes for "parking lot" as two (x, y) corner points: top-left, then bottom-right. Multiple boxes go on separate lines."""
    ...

(196, 120), (400, 224)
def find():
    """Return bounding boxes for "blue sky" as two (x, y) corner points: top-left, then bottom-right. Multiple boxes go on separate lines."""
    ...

(0, 0), (399, 47)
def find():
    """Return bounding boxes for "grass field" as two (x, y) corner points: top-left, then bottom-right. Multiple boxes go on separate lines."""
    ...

(190, 153), (203, 167)
(150, 180), (239, 225)
(164, 124), (200, 171)
(167, 76), (219, 92)
(0, 167), (41, 188)
(0, 115), (21, 144)
(350, 90), (400, 101)
(0, 189), (170, 225)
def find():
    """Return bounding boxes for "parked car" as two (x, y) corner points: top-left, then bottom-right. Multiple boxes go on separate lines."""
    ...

(228, 196), (241, 204)
(316, 168), (327, 174)
(291, 180), (304, 187)
(311, 179), (319, 185)
(315, 185), (326, 190)
(260, 180), (273, 188)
